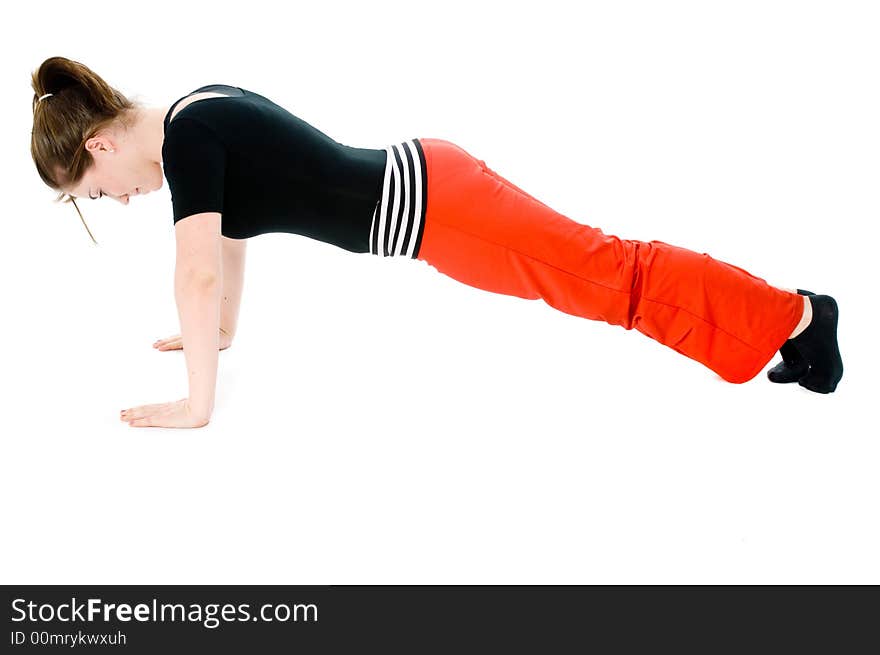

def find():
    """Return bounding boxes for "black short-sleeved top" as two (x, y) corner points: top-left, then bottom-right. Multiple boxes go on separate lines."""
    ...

(161, 83), (428, 257)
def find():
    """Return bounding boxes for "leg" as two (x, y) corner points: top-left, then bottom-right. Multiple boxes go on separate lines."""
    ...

(788, 294), (812, 339)
(768, 288), (815, 384)
(414, 138), (805, 384)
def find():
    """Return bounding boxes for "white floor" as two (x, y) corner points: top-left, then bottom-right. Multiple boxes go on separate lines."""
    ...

(4, 0), (875, 584)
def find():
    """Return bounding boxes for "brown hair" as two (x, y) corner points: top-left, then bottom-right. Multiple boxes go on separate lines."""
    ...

(30, 56), (145, 245)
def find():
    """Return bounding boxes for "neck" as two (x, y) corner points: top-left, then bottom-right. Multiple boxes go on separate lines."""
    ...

(136, 104), (173, 165)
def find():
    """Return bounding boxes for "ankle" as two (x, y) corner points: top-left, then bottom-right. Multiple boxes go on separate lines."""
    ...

(788, 295), (813, 339)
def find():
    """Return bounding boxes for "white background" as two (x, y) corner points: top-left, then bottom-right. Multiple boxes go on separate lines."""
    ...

(1, 0), (876, 584)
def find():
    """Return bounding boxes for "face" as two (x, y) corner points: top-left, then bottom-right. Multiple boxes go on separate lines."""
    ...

(64, 127), (164, 205)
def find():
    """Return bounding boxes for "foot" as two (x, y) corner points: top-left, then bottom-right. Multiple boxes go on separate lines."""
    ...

(767, 289), (815, 384)
(767, 357), (809, 383)
(787, 294), (844, 394)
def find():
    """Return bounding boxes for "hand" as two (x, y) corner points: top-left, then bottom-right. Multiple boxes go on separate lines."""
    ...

(120, 398), (210, 428)
(153, 327), (233, 351)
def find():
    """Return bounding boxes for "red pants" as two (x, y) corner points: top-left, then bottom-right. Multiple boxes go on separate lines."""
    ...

(414, 138), (804, 384)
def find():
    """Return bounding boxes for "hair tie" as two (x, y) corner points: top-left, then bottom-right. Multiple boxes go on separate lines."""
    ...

(38, 93), (53, 102)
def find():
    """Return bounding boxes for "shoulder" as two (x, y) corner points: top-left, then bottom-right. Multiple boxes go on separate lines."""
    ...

(162, 117), (227, 166)
(164, 115), (222, 143)
(168, 91), (237, 123)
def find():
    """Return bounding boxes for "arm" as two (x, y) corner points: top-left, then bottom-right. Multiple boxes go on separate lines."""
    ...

(220, 236), (247, 341)
(174, 212), (223, 423)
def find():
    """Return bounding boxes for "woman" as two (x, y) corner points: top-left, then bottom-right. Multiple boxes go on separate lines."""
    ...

(30, 57), (843, 428)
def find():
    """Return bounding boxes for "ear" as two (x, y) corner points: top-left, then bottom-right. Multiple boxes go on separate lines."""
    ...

(84, 135), (114, 154)
(174, 211), (222, 278)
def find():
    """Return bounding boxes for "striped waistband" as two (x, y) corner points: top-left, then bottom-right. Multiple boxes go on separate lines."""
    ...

(369, 138), (427, 258)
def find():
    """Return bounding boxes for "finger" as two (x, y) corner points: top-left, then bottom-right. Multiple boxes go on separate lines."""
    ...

(128, 403), (160, 414)
(129, 417), (152, 427)
(125, 403), (164, 419)
(157, 339), (183, 351)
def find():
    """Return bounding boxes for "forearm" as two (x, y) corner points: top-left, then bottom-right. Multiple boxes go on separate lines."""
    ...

(174, 272), (221, 420)
(220, 238), (246, 338)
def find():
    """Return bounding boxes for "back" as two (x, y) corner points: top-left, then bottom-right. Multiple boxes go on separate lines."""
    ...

(161, 84), (388, 252)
